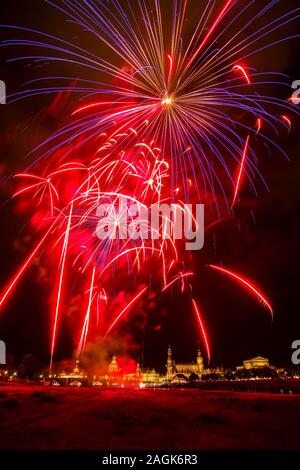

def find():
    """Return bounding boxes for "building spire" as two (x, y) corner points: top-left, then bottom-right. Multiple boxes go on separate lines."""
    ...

(109, 354), (119, 373)
(166, 345), (173, 380)
(196, 343), (204, 378)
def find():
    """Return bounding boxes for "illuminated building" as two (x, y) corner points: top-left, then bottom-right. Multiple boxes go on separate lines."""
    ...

(236, 356), (271, 371)
(235, 356), (282, 379)
(166, 345), (204, 382)
(243, 356), (270, 369)
(108, 357), (162, 387)
(91, 350), (286, 387)
(139, 368), (161, 386)
(93, 355), (142, 387)
(55, 361), (88, 386)
(108, 354), (120, 374)
(202, 367), (225, 379)
(97, 348), (205, 387)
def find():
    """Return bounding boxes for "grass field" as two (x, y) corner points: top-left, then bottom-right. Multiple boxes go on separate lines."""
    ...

(0, 385), (299, 450)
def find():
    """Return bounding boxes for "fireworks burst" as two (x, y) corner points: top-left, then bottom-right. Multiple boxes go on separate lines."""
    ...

(0, 0), (299, 367)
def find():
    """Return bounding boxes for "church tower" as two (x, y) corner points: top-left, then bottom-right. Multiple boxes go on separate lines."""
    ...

(108, 354), (120, 374)
(136, 361), (141, 378)
(166, 345), (173, 380)
(197, 346), (204, 377)
(73, 360), (80, 375)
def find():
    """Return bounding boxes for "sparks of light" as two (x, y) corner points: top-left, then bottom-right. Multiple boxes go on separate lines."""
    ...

(209, 264), (273, 318)
(187, 0), (235, 67)
(280, 115), (292, 129)
(233, 64), (251, 84)
(192, 298), (210, 363)
(72, 101), (136, 116)
(288, 96), (300, 105)
(77, 266), (96, 358)
(50, 203), (73, 372)
(167, 53), (173, 82)
(105, 286), (147, 336)
(162, 272), (194, 292)
(0, 222), (56, 310)
(256, 117), (262, 134)
(232, 135), (250, 208)
(162, 96), (173, 106)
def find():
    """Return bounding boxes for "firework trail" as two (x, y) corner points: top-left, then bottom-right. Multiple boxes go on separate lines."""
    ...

(0, 0), (299, 366)
(209, 264), (274, 318)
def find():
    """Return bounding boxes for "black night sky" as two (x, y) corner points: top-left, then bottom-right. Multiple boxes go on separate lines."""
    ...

(0, 0), (300, 372)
